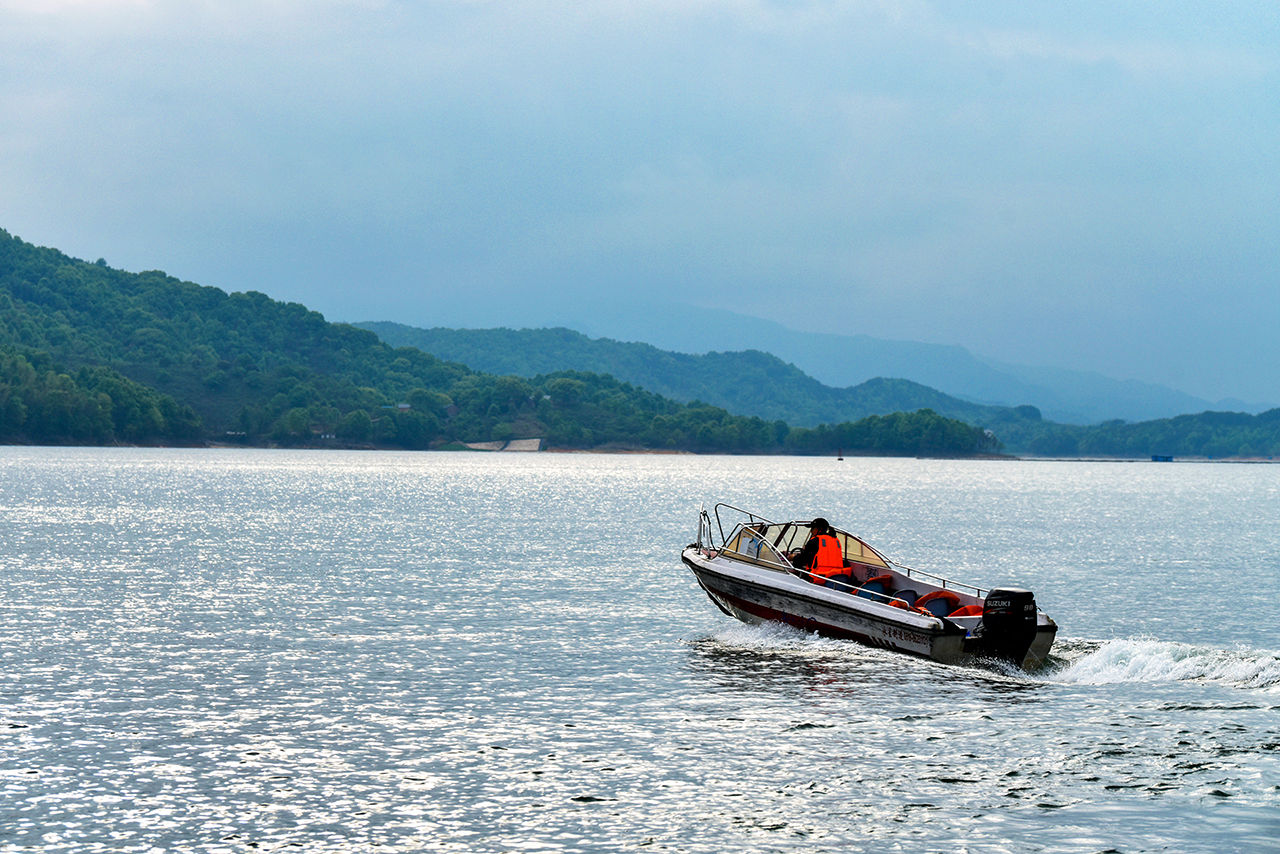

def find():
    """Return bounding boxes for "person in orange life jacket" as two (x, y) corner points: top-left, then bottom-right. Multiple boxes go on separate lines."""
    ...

(791, 517), (853, 590)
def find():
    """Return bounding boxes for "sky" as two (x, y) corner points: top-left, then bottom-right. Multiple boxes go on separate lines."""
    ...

(2, 0), (1278, 404)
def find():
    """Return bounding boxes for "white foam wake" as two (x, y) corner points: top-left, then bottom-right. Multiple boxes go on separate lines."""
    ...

(1052, 638), (1280, 691)
(695, 624), (1280, 689)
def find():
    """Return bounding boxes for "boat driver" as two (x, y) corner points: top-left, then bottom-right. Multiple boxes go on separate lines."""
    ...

(791, 517), (852, 590)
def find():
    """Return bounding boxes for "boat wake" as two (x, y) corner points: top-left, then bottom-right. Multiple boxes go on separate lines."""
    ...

(696, 624), (1280, 693)
(1047, 637), (1280, 692)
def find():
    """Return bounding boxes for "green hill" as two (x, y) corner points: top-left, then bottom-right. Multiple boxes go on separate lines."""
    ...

(0, 228), (998, 456)
(357, 323), (1019, 428)
(8, 227), (1271, 459)
(358, 323), (1280, 459)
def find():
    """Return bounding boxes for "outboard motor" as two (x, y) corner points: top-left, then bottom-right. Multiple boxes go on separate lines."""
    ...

(979, 588), (1038, 665)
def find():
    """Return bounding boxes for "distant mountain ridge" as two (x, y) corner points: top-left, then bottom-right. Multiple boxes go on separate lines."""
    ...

(536, 303), (1260, 424)
(356, 322), (1021, 429)
(358, 322), (1280, 458)
(0, 227), (998, 456)
(5, 225), (1277, 459)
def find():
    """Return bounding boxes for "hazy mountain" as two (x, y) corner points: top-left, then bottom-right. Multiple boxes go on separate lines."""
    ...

(357, 323), (1034, 429)
(536, 301), (1267, 424)
(0, 228), (999, 456)
(357, 322), (1280, 458)
(357, 322), (1205, 428)
(6, 225), (1275, 459)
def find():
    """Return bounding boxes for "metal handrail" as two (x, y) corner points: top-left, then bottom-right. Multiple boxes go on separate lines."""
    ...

(784, 565), (932, 612)
(712, 503), (775, 546)
(696, 505), (714, 550)
(886, 560), (987, 598)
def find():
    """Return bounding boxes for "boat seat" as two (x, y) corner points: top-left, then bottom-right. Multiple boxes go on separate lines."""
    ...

(856, 574), (894, 600)
(891, 588), (919, 607)
(823, 573), (856, 592)
(915, 590), (963, 618)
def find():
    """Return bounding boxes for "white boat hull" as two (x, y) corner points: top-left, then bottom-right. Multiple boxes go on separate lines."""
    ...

(682, 546), (1056, 668)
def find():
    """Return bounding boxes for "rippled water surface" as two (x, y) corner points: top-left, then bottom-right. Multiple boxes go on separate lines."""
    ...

(1, 448), (1277, 853)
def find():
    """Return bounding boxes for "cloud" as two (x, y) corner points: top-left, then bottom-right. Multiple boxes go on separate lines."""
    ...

(957, 26), (1273, 80)
(0, 0), (149, 11)
(1, 1), (1278, 401)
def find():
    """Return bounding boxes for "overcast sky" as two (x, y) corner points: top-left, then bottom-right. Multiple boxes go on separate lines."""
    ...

(2, 0), (1277, 403)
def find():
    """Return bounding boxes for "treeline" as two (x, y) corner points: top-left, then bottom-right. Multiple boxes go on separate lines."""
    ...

(787, 409), (1000, 457)
(0, 229), (996, 456)
(0, 349), (201, 445)
(997, 409), (1280, 459)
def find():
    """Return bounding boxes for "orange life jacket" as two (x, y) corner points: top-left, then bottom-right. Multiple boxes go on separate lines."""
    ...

(808, 534), (845, 578)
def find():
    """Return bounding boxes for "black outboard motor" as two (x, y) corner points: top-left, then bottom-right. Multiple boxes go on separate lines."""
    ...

(979, 588), (1038, 665)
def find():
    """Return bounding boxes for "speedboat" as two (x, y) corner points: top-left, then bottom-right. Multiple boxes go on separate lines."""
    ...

(680, 504), (1057, 668)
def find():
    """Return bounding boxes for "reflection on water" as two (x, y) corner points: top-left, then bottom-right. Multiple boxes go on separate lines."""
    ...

(0, 448), (1277, 853)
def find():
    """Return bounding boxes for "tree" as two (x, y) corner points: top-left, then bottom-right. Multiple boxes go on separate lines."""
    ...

(338, 409), (373, 443)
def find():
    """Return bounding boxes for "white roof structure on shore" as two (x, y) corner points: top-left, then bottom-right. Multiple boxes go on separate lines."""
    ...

(463, 438), (542, 452)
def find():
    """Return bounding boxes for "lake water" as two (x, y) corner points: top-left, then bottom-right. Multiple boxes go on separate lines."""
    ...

(1, 448), (1277, 853)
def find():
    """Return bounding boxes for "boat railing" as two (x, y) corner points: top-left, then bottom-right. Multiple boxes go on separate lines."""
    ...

(785, 565), (927, 611)
(712, 503), (775, 547)
(696, 505), (714, 550)
(887, 561), (987, 599)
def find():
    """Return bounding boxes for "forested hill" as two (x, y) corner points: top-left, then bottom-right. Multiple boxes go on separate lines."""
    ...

(359, 323), (1280, 459)
(357, 322), (1015, 428)
(0, 228), (998, 456)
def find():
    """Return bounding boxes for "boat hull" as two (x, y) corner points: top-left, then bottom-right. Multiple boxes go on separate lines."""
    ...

(683, 547), (968, 663)
(682, 546), (1056, 668)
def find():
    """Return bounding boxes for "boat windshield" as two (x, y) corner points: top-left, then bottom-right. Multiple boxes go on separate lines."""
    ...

(708, 506), (890, 572)
(724, 521), (890, 571)
(722, 523), (790, 567)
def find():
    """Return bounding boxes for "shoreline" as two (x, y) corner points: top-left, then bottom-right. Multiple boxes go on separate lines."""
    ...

(4, 441), (1276, 462)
